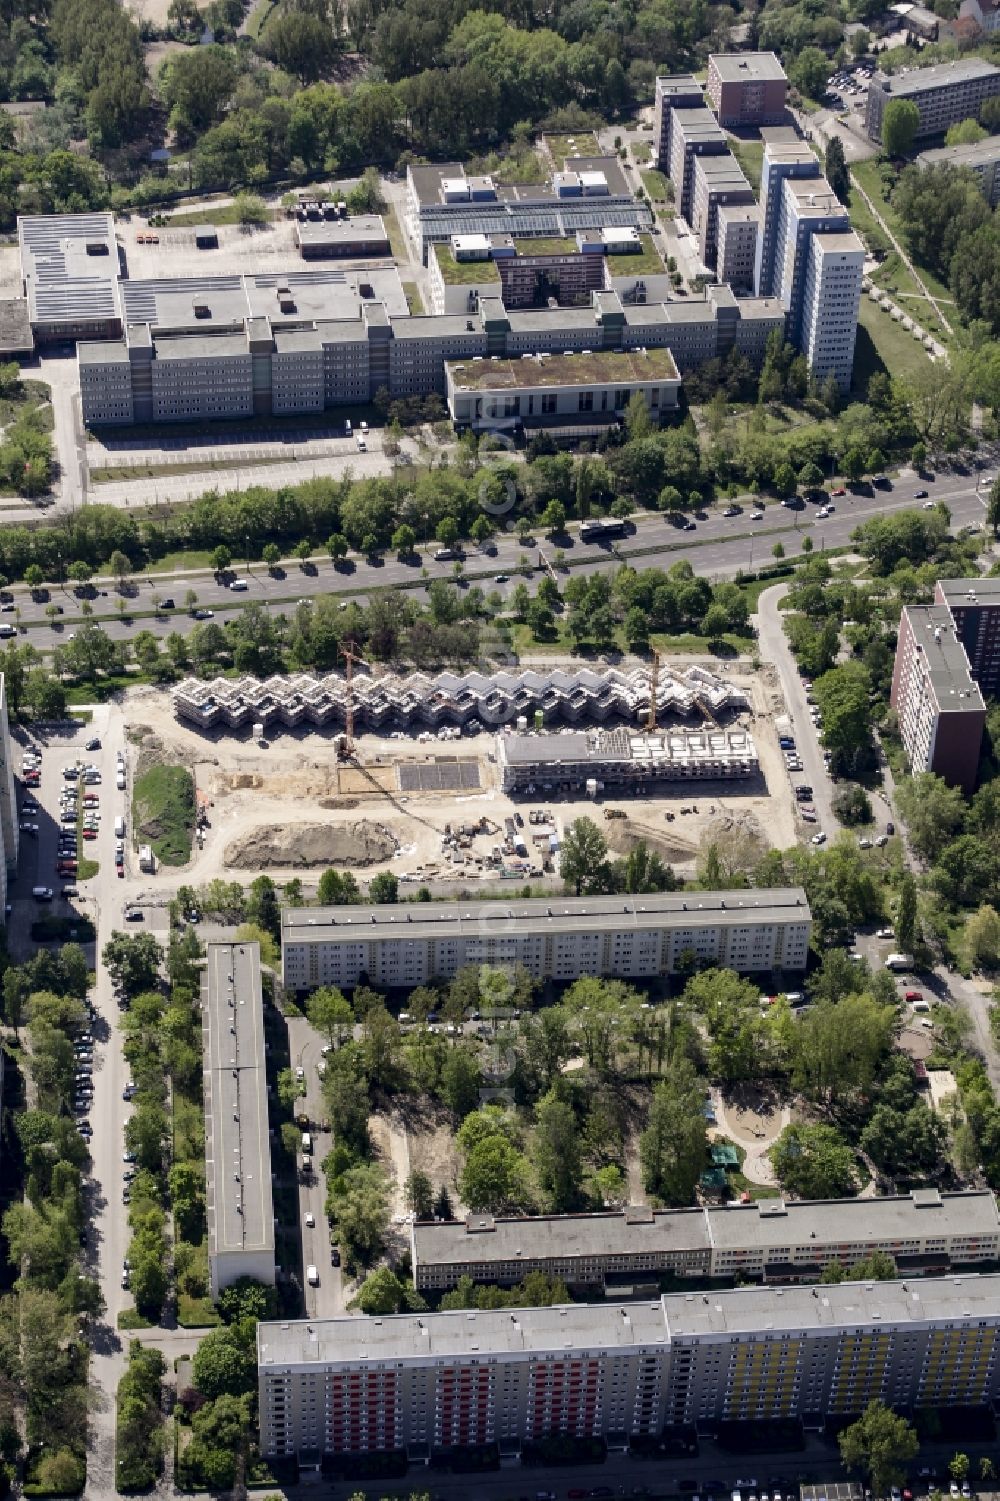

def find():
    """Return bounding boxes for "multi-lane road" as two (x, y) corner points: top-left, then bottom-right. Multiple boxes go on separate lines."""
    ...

(9, 465), (995, 651)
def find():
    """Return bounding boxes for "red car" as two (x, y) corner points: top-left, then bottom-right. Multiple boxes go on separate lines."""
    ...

(905, 990), (923, 1004)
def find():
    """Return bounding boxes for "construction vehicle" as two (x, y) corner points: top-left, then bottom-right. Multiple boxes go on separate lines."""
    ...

(603, 807), (627, 820)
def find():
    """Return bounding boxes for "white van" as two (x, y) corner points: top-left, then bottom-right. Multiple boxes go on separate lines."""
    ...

(32, 886), (53, 900)
(306, 1264), (319, 1286)
(301, 1132), (313, 1155)
(885, 953), (914, 972)
(114, 815), (125, 839)
(912, 999), (930, 1014)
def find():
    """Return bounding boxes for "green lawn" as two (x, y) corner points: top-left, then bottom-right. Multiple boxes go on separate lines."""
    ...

(640, 169), (671, 202)
(631, 140), (652, 165)
(434, 244), (501, 284)
(729, 138), (764, 193)
(850, 159), (954, 305)
(545, 132), (601, 161)
(167, 203), (272, 228)
(855, 296), (935, 388)
(402, 281), (424, 314)
(606, 232), (664, 276)
(132, 763), (195, 866)
(381, 204), (409, 261)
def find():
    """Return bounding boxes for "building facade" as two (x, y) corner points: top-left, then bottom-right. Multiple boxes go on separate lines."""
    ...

(667, 108), (728, 224)
(496, 727), (759, 793)
(773, 176), (851, 347)
(717, 205), (760, 293)
(653, 74), (705, 171)
(890, 604), (986, 793)
(706, 53), (789, 126)
(258, 1272), (1000, 1460)
(865, 59), (1000, 143)
(411, 1190), (1000, 1292)
(691, 153), (755, 271)
(203, 941), (275, 1299)
(754, 136), (819, 298)
(958, 0), (1000, 34)
(280, 888), (812, 992)
(799, 231), (864, 392)
(937, 577), (1000, 694)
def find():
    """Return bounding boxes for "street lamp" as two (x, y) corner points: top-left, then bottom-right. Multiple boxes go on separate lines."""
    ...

(245, 534), (251, 575)
(749, 533), (754, 570)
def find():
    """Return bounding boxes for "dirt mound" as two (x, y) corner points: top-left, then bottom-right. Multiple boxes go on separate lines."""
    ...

(224, 820), (397, 870)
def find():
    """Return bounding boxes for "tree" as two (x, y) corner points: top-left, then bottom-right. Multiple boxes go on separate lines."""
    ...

(541, 499), (566, 536)
(882, 98), (920, 157)
(825, 136), (850, 205)
(307, 986), (354, 1048)
(840, 1401), (919, 1495)
(639, 1057), (707, 1204)
(368, 870), (398, 904)
(404, 1170), (435, 1220)
(216, 1278), (277, 1324)
(234, 192), (268, 227)
(897, 871), (918, 954)
(895, 773), (966, 862)
(770, 1122), (856, 1199)
(327, 1163), (392, 1265)
(102, 931), (161, 995)
(988, 476), (1000, 537)
(560, 816), (613, 896)
(534, 1090), (583, 1211)
(262, 543), (281, 571)
(966, 904), (1000, 969)
(460, 1133), (531, 1213)
(109, 549), (132, 588)
(950, 1455), (971, 1484)
(192, 1325), (256, 1400)
(832, 784), (873, 826)
(440, 1046), (481, 1119)
(790, 46), (830, 101)
(946, 119), (986, 147)
(353, 1266), (413, 1315)
(821, 1249), (897, 1283)
(316, 869), (360, 905)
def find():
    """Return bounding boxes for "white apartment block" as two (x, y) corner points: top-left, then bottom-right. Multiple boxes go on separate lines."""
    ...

(890, 604), (986, 793)
(412, 1190), (1000, 1292)
(717, 204), (760, 293)
(280, 889), (811, 993)
(800, 231), (864, 392)
(773, 176), (850, 345)
(258, 1273), (1000, 1460)
(691, 153), (754, 271)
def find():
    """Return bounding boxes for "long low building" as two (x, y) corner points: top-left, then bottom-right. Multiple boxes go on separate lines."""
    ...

(258, 1271), (1000, 1460)
(865, 57), (1000, 142)
(280, 888), (811, 991)
(918, 133), (1000, 205)
(203, 940), (275, 1299)
(411, 1189), (1000, 1291)
(173, 664), (749, 734)
(497, 727), (759, 794)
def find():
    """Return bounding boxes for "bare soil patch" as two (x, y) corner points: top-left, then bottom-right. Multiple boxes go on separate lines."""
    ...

(224, 818), (397, 869)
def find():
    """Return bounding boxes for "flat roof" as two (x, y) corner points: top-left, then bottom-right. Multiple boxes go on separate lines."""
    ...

(874, 57), (1000, 95)
(413, 1191), (1000, 1268)
(433, 244), (501, 285)
(78, 339), (129, 365)
(672, 108), (728, 144)
(782, 177), (846, 218)
(414, 1207), (713, 1268)
(663, 1272), (1000, 1340)
(154, 331), (250, 360)
(18, 211), (121, 327)
(811, 230), (865, 255)
(203, 942), (274, 1265)
(295, 214), (389, 245)
(281, 887), (810, 947)
(258, 1298), (671, 1369)
(410, 156), (632, 210)
(446, 346), (680, 392)
(656, 73), (703, 97)
(120, 268), (407, 330)
(709, 51), (787, 83)
(0, 296), (32, 353)
(937, 576), (1000, 605)
(919, 134), (1000, 169)
(902, 605), (985, 713)
(501, 727), (755, 766)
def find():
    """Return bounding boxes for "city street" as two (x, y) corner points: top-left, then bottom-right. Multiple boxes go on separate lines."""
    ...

(9, 467), (994, 653)
(287, 1012), (349, 1319)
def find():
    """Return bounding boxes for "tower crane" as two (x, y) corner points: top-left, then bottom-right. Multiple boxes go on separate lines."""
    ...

(648, 650), (661, 732)
(339, 640), (368, 759)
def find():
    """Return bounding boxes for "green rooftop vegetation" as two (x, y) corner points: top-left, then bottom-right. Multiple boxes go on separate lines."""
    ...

(434, 245), (501, 285)
(512, 236), (579, 256)
(606, 232), (664, 276)
(448, 345), (678, 391)
(545, 132), (601, 161)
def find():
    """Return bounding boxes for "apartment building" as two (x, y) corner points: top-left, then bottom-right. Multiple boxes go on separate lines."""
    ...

(653, 74), (705, 171)
(203, 941), (275, 1299)
(918, 133), (1000, 204)
(717, 205), (759, 292)
(706, 52), (789, 126)
(691, 153), (755, 271)
(667, 108), (728, 223)
(258, 1272), (1000, 1460)
(799, 231), (864, 392)
(865, 58), (1000, 143)
(773, 175), (850, 345)
(890, 604), (986, 793)
(754, 136), (819, 298)
(280, 888), (811, 993)
(412, 1190), (1000, 1292)
(936, 577), (1000, 694)
(445, 346), (681, 436)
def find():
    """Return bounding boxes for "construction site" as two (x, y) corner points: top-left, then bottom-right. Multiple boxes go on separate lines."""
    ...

(105, 652), (796, 894)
